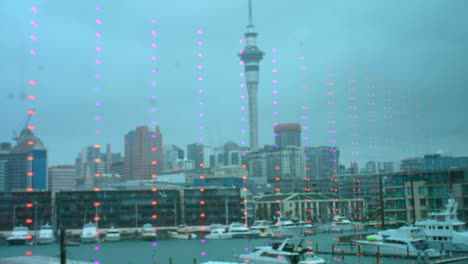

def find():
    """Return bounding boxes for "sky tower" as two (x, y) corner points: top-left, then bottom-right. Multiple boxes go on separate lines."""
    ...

(239, 0), (265, 152)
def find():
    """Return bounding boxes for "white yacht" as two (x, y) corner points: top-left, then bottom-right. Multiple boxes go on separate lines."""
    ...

(141, 223), (158, 241)
(6, 226), (32, 245)
(205, 224), (232, 239)
(271, 217), (314, 237)
(105, 226), (121, 242)
(80, 222), (99, 243)
(354, 226), (440, 258)
(238, 237), (326, 264)
(415, 198), (468, 251)
(168, 225), (197, 240)
(36, 224), (56, 245)
(227, 222), (260, 238)
(318, 215), (361, 233)
(250, 220), (274, 237)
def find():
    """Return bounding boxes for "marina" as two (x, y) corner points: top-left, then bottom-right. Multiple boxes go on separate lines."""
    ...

(1, 229), (468, 263)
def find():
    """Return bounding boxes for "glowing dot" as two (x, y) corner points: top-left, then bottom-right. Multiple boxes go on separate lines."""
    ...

(28, 109), (36, 115)
(240, 61), (244, 65)
(273, 90), (278, 94)
(95, 6), (101, 11)
(198, 53), (203, 58)
(273, 101), (278, 105)
(28, 80), (36, 85)
(198, 41), (203, 46)
(30, 35), (37, 41)
(151, 43), (157, 48)
(96, 87), (102, 92)
(241, 106), (245, 110)
(197, 29), (203, 34)
(151, 56), (157, 61)
(94, 261), (100, 264)
(95, 116), (101, 120)
(198, 77), (203, 81)
(95, 60), (102, 64)
(240, 83), (245, 88)
(31, 20), (38, 27)
(30, 50), (37, 55)
(28, 95), (36, 100)
(151, 19), (157, 24)
(199, 113), (204, 118)
(239, 50), (244, 54)
(240, 95), (245, 99)
(25, 250), (33, 256)
(95, 245), (100, 250)
(27, 125), (35, 130)
(151, 82), (157, 86)
(95, 32), (102, 38)
(239, 39), (244, 43)
(272, 68), (277, 73)
(272, 48), (277, 52)
(151, 69), (157, 73)
(201, 251), (206, 256)
(198, 89), (204, 93)
(95, 19), (102, 25)
(274, 111), (278, 116)
(31, 6), (38, 12)
(151, 30), (157, 36)
(272, 58), (277, 62)
(272, 79), (278, 84)
(96, 46), (102, 51)
(152, 242), (158, 246)
(197, 65), (203, 69)
(95, 74), (102, 78)
(240, 73), (244, 77)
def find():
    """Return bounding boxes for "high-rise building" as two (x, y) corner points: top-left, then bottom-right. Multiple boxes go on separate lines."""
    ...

(124, 126), (163, 181)
(365, 161), (377, 173)
(304, 146), (340, 179)
(239, 0), (265, 152)
(163, 145), (185, 171)
(187, 143), (204, 169)
(274, 123), (301, 148)
(6, 128), (48, 191)
(49, 165), (77, 191)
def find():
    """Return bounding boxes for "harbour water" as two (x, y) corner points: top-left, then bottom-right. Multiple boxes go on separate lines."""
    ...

(1, 232), (467, 264)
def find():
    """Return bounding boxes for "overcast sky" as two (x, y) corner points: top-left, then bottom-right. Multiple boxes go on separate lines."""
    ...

(1, 0), (467, 166)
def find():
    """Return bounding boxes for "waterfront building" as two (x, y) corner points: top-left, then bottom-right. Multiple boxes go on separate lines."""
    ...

(274, 123), (301, 148)
(48, 165), (77, 191)
(304, 146), (340, 179)
(124, 126), (164, 181)
(365, 161), (377, 173)
(423, 154), (468, 170)
(223, 141), (240, 165)
(253, 192), (365, 223)
(378, 161), (394, 173)
(0, 191), (52, 231)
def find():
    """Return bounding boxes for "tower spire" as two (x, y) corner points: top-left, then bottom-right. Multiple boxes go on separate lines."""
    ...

(239, 0), (264, 152)
(248, 0), (253, 27)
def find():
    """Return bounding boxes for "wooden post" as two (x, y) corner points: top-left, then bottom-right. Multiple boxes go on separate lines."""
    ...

(60, 228), (66, 264)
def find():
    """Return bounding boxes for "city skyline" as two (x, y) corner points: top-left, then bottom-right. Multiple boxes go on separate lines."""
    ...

(1, 0), (467, 166)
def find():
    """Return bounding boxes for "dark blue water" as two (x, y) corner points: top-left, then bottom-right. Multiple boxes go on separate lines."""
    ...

(1, 236), (467, 264)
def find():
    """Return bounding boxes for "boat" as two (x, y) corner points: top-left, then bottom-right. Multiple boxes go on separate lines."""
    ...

(353, 226), (441, 258)
(168, 225), (197, 240)
(271, 216), (314, 237)
(250, 220), (274, 237)
(80, 222), (99, 243)
(238, 237), (326, 264)
(105, 226), (121, 242)
(415, 197), (468, 251)
(6, 226), (32, 245)
(141, 223), (158, 241)
(227, 222), (260, 238)
(317, 215), (362, 233)
(205, 224), (232, 239)
(36, 224), (56, 245)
